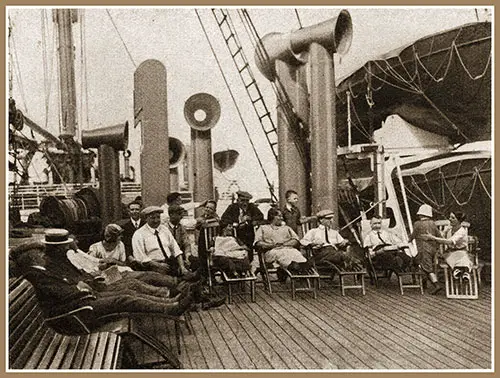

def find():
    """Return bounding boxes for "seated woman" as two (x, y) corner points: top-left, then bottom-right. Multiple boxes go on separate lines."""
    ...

(301, 209), (363, 271)
(423, 211), (474, 280)
(211, 222), (251, 278)
(250, 208), (312, 276)
(363, 216), (412, 273)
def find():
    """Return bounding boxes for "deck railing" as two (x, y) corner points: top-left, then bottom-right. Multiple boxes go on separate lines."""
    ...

(8, 182), (142, 210)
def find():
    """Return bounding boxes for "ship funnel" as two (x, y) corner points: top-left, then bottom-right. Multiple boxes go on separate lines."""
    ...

(255, 10), (352, 81)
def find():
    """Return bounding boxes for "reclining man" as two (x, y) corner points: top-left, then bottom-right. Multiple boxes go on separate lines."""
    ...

(10, 229), (194, 320)
(301, 209), (364, 271)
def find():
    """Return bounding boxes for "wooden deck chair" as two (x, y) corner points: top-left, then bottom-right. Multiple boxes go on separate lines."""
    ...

(301, 219), (366, 296)
(361, 219), (423, 295)
(256, 225), (319, 300)
(16, 277), (186, 369)
(202, 224), (256, 304)
(200, 222), (222, 294)
(436, 222), (480, 299)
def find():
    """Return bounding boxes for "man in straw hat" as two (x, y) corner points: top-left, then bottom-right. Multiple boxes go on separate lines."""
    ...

(9, 229), (195, 320)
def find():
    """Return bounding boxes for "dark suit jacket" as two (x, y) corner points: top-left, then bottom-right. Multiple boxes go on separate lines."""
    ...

(23, 256), (97, 318)
(118, 218), (146, 258)
(221, 203), (264, 248)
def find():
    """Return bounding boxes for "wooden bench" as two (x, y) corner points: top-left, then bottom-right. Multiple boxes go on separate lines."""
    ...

(9, 277), (186, 369)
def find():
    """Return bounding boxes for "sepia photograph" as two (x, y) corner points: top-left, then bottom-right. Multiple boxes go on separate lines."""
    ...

(7, 6), (492, 371)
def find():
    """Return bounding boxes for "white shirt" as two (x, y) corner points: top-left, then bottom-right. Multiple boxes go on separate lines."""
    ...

(363, 229), (402, 249)
(130, 218), (141, 229)
(300, 224), (345, 247)
(132, 223), (183, 262)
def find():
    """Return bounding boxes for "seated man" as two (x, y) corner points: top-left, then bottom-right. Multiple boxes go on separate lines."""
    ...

(301, 209), (363, 271)
(10, 229), (194, 320)
(250, 208), (312, 277)
(211, 222), (251, 278)
(132, 206), (226, 310)
(363, 216), (412, 273)
(131, 206), (192, 277)
(168, 204), (199, 271)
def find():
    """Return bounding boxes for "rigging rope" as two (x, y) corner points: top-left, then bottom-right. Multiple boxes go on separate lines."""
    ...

(106, 9), (137, 69)
(294, 9), (303, 29)
(195, 9), (277, 202)
(10, 23), (30, 114)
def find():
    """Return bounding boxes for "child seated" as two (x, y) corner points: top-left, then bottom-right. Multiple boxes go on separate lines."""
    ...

(211, 222), (251, 278)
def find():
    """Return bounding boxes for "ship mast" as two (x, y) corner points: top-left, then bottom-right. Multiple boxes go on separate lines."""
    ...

(53, 9), (78, 141)
(52, 9), (84, 184)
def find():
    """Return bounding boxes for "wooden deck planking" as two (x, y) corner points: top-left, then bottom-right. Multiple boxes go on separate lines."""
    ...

(259, 291), (371, 369)
(370, 289), (491, 363)
(302, 292), (420, 369)
(206, 309), (255, 369)
(150, 281), (491, 370)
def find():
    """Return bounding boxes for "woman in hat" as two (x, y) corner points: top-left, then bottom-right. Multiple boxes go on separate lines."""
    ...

(408, 204), (442, 294)
(423, 211), (474, 280)
(88, 223), (127, 268)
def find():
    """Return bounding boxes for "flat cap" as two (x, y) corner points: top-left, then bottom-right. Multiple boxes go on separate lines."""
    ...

(141, 205), (164, 216)
(237, 191), (252, 200)
(316, 209), (335, 219)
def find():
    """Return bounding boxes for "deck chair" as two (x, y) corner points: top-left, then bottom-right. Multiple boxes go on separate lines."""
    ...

(16, 277), (186, 369)
(201, 224), (256, 304)
(361, 219), (423, 295)
(301, 219), (366, 296)
(436, 221), (480, 299)
(255, 225), (319, 300)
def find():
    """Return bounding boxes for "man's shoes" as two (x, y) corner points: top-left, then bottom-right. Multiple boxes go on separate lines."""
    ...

(462, 271), (471, 281)
(298, 260), (313, 273)
(183, 270), (201, 282)
(171, 292), (194, 315)
(201, 295), (226, 310)
(276, 268), (288, 283)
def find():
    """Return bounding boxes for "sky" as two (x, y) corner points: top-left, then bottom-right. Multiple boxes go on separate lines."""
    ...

(7, 6), (490, 199)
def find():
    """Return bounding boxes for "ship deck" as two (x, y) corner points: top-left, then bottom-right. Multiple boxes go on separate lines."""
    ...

(134, 278), (492, 371)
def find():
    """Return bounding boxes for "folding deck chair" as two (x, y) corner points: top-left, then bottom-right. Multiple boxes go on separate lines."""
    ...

(256, 224), (319, 300)
(301, 219), (366, 296)
(436, 220), (480, 299)
(201, 223), (256, 304)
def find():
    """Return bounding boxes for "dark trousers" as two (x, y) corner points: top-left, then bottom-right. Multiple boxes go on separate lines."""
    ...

(91, 292), (181, 318)
(212, 256), (250, 275)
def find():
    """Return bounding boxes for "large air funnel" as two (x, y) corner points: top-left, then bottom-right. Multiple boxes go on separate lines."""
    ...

(254, 10), (353, 81)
